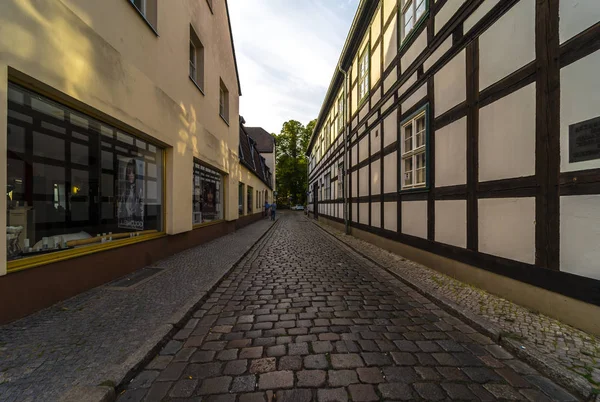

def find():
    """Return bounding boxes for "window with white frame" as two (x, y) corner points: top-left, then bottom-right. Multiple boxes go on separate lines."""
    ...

(337, 162), (343, 198)
(129, 0), (157, 29)
(337, 96), (344, 132)
(189, 26), (204, 90)
(401, 109), (427, 189)
(358, 47), (369, 102)
(219, 79), (229, 122)
(401, 0), (427, 42)
(324, 174), (331, 201)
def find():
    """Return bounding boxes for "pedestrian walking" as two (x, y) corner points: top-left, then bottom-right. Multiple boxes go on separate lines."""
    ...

(264, 201), (270, 219)
(270, 202), (276, 221)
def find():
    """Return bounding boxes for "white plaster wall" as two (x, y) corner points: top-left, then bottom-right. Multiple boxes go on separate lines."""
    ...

(464, 0), (501, 34)
(559, 0), (600, 44)
(351, 171), (358, 197)
(435, 0), (467, 35)
(384, 202), (397, 231)
(351, 144), (358, 166)
(402, 201), (428, 239)
(359, 102), (369, 121)
(371, 125), (382, 155)
(383, 14), (398, 69)
(383, 0), (397, 21)
(398, 72), (417, 98)
(560, 50), (600, 173)
(359, 203), (369, 225)
(424, 36), (452, 72)
(479, 83), (536, 181)
(371, 159), (381, 195)
(435, 117), (467, 187)
(382, 94), (395, 114)
(479, 0), (535, 90)
(383, 152), (397, 194)
(401, 83), (428, 114)
(372, 202), (382, 228)
(371, 7), (382, 45)
(479, 197), (535, 264)
(434, 50), (466, 117)
(560, 195), (600, 280)
(359, 166), (369, 196)
(372, 43), (382, 86)
(435, 200), (467, 248)
(359, 136), (369, 162)
(383, 108), (398, 148)
(401, 30), (427, 74)
(384, 68), (398, 94)
(371, 86), (382, 106)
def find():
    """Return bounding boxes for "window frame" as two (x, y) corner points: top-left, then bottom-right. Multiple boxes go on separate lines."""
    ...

(399, 0), (429, 48)
(358, 46), (370, 105)
(189, 26), (205, 93)
(128, 0), (158, 34)
(400, 104), (430, 192)
(219, 80), (229, 124)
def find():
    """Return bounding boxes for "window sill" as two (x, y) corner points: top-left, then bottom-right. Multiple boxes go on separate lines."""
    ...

(193, 219), (225, 229)
(189, 76), (205, 95)
(127, 1), (159, 36)
(7, 231), (165, 274)
(399, 186), (429, 194)
(220, 114), (230, 126)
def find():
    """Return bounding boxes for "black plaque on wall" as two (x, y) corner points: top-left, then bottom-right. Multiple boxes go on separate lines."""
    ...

(569, 116), (600, 163)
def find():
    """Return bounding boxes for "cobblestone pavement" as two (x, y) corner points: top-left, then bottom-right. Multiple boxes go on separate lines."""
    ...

(316, 219), (600, 398)
(119, 212), (579, 401)
(0, 219), (273, 402)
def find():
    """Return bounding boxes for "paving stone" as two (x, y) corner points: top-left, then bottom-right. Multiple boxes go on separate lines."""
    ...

(437, 366), (468, 381)
(160, 340), (183, 356)
(312, 341), (333, 353)
(266, 344), (286, 357)
(184, 362), (223, 379)
(361, 352), (392, 366)
(331, 353), (364, 369)
(441, 382), (478, 400)
(143, 381), (172, 402)
(216, 348), (239, 361)
(382, 366), (419, 383)
(304, 354), (328, 369)
(156, 362), (187, 381)
(461, 367), (502, 383)
(378, 382), (414, 400)
(205, 394), (236, 402)
(348, 384), (379, 401)
(288, 342), (309, 355)
(197, 376), (232, 395)
(482, 384), (522, 400)
(249, 358), (277, 375)
(495, 367), (531, 388)
(356, 367), (384, 383)
(129, 370), (159, 388)
(318, 387), (348, 402)
(227, 339), (252, 349)
(414, 382), (445, 400)
(276, 389), (313, 402)
(525, 375), (578, 401)
(239, 392), (266, 402)
(146, 355), (173, 370)
(328, 370), (359, 386)
(223, 359), (248, 375)
(240, 347), (263, 359)
(230, 374), (256, 392)
(169, 379), (197, 398)
(296, 370), (326, 387)
(173, 347), (196, 362)
(258, 370), (294, 390)
(279, 356), (302, 371)
(390, 352), (416, 366)
(485, 344), (514, 360)
(520, 388), (553, 402)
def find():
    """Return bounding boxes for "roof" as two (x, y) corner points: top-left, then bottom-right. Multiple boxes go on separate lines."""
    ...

(306, 0), (379, 155)
(225, 0), (242, 95)
(239, 122), (273, 189)
(244, 127), (275, 153)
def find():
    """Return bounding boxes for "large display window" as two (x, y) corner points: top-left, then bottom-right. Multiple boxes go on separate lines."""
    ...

(193, 160), (223, 225)
(6, 83), (164, 266)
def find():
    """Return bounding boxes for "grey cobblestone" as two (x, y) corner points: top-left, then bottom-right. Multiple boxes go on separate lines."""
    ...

(117, 213), (580, 401)
(0, 219), (273, 401)
(316, 218), (600, 397)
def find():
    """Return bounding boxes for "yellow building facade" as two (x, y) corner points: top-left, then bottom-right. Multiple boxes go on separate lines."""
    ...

(0, 0), (272, 322)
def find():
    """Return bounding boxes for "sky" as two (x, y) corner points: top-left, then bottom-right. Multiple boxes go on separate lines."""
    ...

(228, 0), (359, 135)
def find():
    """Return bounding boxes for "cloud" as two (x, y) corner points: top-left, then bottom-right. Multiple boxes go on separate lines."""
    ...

(229, 0), (358, 134)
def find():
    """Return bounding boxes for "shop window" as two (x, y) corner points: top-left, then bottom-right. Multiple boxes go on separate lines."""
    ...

(400, 0), (427, 43)
(6, 83), (164, 263)
(193, 161), (223, 225)
(238, 182), (244, 215)
(358, 47), (370, 102)
(401, 107), (428, 190)
(189, 26), (205, 91)
(219, 79), (229, 123)
(247, 186), (253, 213)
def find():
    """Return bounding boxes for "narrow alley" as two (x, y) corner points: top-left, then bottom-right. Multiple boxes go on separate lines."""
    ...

(118, 213), (578, 401)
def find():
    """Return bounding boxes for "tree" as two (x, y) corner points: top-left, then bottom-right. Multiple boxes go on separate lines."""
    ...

(274, 119), (316, 207)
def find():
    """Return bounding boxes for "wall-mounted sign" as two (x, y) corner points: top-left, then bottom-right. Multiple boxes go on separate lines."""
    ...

(569, 116), (600, 163)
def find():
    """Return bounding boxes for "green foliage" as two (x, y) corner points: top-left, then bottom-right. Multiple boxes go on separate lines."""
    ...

(274, 119), (316, 206)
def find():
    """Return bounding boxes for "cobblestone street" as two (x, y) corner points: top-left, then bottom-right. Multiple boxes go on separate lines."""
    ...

(119, 213), (579, 401)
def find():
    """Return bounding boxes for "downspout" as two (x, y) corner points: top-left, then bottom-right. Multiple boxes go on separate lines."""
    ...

(337, 62), (350, 235)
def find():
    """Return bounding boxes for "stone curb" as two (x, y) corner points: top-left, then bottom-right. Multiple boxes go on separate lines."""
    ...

(60, 219), (280, 402)
(309, 218), (594, 401)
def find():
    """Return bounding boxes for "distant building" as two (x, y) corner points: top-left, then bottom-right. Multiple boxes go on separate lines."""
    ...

(0, 0), (272, 322)
(306, 0), (600, 334)
(244, 127), (276, 191)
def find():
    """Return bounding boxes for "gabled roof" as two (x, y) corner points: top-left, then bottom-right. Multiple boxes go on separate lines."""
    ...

(245, 127), (275, 153)
(239, 121), (273, 189)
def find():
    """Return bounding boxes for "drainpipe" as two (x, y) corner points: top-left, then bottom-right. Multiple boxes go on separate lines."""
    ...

(337, 62), (350, 235)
